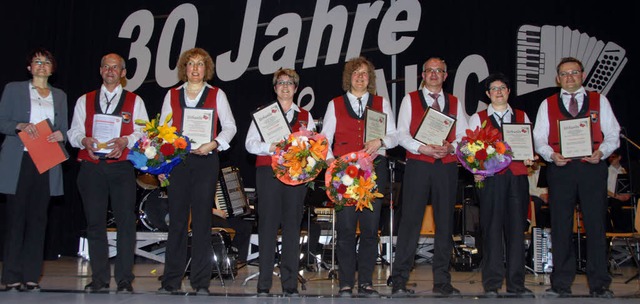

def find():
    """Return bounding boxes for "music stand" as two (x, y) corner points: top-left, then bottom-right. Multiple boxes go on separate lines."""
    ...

(620, 131), (640, 284)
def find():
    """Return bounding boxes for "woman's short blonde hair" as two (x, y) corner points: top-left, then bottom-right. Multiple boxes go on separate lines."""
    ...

(272, 68), (300, 87)
(177, 48), (215, 82)
(342, 57), (376, 94)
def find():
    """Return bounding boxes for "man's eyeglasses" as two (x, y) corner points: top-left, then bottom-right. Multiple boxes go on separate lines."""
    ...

(425, 68), (445, 74)
(32, 60), (52, 66)
(102, 65), (122, 71)
(558, 70), (582, 77)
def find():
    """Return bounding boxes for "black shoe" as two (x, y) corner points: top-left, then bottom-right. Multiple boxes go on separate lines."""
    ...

(5, 283), (22, 292)
(157, 286), (175, 295)
(195, 287), (210, 296)
(545, 287), (571, 298)
(24, 284), (41, 292)
(257, 288), (269, 297)
(84, 281), (109, 292)
(433, 283), (460, 296)
(358, 284), (380, 298)
(507, 287), (533, 297)
(283, 288), (299, 297)
(391, 285), (414, 298)
(116, 281), (133, 294)
(591, 287), (614, 298)
(484, 289), (498, 297)
(338, 287), (353, 298)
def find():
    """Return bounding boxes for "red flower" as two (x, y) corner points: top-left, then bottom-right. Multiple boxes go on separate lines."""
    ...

(475, 149), (488, 161)
(358, 169), (365, 178)
(160, 143), (175, 156)
(337, 184), (347, 194)
(346, 165), (359, 178)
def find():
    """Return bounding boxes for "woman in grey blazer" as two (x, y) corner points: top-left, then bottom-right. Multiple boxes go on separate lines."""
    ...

(0, 48), (68, 291)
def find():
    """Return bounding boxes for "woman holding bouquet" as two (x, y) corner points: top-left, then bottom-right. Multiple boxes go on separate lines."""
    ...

(467, 73), (533, 297)
(158, 48), (237, 295)
(321, 57), (398, 297)
(245, 68), (316, 297)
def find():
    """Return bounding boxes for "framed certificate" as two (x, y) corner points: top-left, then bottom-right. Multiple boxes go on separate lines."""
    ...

(364, 107), (387, 143)
(92, 114), (122, 154)
(413, 108), (456, 146)
(251, 101), (292, 144)
(502, 123), (534, 161)
(558, 117), (593, 158)
(182, 108), (214, 148)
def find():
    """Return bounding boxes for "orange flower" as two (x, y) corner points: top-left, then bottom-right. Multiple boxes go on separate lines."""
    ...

(174, 137), (187, 149)
(466, 155), (475, 163)
(309, 138), (328, 160)
(495, 141), (506, 154)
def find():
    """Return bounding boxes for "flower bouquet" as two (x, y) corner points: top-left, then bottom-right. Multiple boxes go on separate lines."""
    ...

(127, 113), (191, 186)
(456, 121), (512, 188)
(271, 129), (329, 186)
(325, 151), (383, 212)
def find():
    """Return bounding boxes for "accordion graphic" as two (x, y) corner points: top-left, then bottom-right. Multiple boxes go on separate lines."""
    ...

(516, 24), (627, 96)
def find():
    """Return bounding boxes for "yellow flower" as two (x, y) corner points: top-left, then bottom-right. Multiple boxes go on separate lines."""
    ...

(158, 123), (178, 143)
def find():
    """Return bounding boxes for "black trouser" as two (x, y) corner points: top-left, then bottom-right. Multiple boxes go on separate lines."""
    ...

(547, 161), (610, 292)
(476, 170), (529, 292)
(2, 154), (50, 285)
(391, 159), (457, 287)
(336, 156), (388, 288)
(255, 166), (306, 292)
(162, 153), (219, 290)
(78, 160), (136, 286)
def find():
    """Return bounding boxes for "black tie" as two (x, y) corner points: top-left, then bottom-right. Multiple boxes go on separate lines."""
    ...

(357, 97), (363, 117)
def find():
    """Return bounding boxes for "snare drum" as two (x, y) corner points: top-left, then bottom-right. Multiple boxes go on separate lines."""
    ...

(138, 188), (170, 231)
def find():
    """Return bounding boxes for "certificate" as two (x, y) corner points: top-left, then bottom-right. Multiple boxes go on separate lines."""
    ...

(364, 107), (387, 143)
(251, 101), (291, 144)
(182, 108), (214, 148)
(413, 108), (456, 146)
(502, 123), (534, 161)
(92, 114), (122, 154)
(558, 117), (593, 158)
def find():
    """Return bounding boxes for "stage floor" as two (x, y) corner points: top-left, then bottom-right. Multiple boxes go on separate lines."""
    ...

(1, 256), (639, 303)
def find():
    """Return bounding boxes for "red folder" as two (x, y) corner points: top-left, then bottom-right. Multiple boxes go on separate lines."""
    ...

(18, 119), (69, 174)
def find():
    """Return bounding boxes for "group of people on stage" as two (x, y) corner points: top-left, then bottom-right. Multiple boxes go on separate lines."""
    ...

(0, 46), (623, 299)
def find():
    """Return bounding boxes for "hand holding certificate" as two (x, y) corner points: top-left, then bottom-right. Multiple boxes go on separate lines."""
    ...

(413, 108), (456, 146)
(364, 107), (387, 143)
(502, 123), (534, 161)
(558, 117), (593, 158)
(92, 114), (122, 154)
(252, 101), (292, 144)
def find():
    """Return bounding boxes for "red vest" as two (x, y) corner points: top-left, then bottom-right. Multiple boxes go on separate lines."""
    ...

(332, 95), (383, 158)
(256, 109), (310, 167)
(547, 91), (602, 153)
(169, 86), (220, 135)
(477, 109), (528, 176)
(77, 90), (137, 163)
(406, 91), (458, 164)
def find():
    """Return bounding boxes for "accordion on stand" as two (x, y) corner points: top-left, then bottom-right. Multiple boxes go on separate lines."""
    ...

(517, 24), (627, 96)
(215, 166), (251, 218)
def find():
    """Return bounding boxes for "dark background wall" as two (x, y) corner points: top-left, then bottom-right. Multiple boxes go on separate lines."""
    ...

(1, 0), (638, 257)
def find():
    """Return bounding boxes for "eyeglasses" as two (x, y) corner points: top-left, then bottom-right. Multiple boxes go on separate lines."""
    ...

(489, 86), (508, 92)
(425, 68), (445, 74)
(558, 70), (582, 77)
(277, 80), (295, 86)
(32, 60), (52, 66)
(102, 65), (122, 71)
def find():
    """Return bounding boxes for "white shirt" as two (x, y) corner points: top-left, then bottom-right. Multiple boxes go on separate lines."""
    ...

(528, 167), (548, 197)
(159, 82), (237, 151)
(245, 103), (316, 156)
(468, 103), (531, 130)
(533, 87), (620, 162)
(320, 92), (399, 160)
(397, 88), (468, 154)
(607, 164), (626, 194)
(68, 84), (149, 149)
(29, 84), (55, 125)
